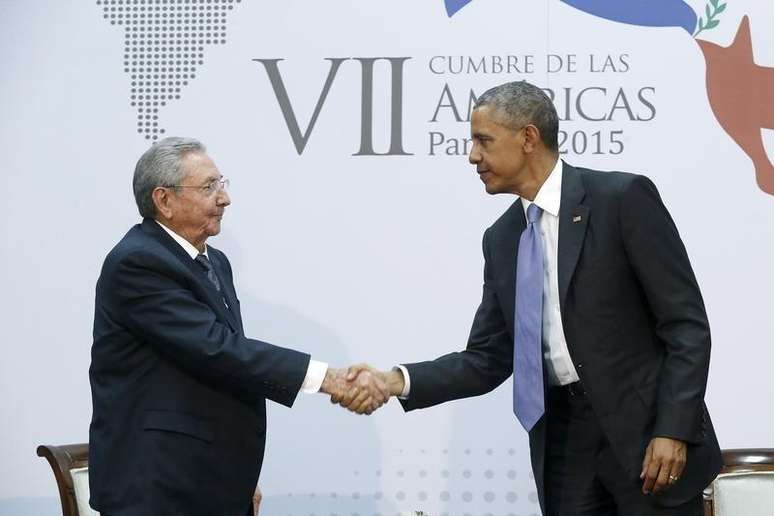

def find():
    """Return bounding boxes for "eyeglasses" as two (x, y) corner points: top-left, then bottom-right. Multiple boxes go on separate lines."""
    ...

(167, 177), (230, 196)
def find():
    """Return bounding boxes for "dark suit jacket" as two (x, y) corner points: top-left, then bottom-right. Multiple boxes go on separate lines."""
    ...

(89, 218), (310, 516)
(399, 163), (721, 512)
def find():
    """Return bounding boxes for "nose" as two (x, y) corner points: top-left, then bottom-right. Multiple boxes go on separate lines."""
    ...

(217, 189), (231, 207)
(469, 142), (481, 165)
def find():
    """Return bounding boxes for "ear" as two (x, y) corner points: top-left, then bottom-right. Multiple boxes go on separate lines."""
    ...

(522, 124), (542, 154)
(151, 186), (174, 220)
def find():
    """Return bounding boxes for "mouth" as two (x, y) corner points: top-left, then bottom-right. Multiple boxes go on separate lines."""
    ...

(478, 170), (490, 181)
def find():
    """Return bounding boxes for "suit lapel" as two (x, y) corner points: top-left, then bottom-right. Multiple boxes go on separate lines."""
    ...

(141, 219), (239, 331)
(557, 163), (589, 312)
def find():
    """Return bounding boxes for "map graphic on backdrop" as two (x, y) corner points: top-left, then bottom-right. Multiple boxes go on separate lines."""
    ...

(96, 0), (243, 141)
(99, 0), (773, 195)
(446, 0), (774, 195)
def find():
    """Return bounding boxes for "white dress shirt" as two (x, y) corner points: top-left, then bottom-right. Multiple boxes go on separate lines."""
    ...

(398, 159), (579, 396)
(521, 160), (580, 387)
(155, 220), (328, 394)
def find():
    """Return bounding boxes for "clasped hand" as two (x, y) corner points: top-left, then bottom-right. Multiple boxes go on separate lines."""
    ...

(320, 364), (403, 415)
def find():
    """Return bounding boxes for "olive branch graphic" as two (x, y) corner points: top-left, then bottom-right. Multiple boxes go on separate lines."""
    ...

(694, 0), (727, 37)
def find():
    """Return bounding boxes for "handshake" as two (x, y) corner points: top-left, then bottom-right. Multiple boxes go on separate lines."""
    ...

(319, 364), (405, 415)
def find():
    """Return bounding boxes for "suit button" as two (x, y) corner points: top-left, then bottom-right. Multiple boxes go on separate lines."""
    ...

(577, 363), (583, 369)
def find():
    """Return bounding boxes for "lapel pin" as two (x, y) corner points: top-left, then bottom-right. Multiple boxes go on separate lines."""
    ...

(573, 215), (582, 223)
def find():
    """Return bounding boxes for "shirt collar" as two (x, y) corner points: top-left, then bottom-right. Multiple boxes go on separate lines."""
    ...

(522, 158), (563, 218)
(155, 220), (208, 260)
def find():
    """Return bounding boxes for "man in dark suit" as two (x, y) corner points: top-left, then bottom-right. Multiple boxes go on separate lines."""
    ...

(345, 81), (721, 515)
(89, 137), (388, 516)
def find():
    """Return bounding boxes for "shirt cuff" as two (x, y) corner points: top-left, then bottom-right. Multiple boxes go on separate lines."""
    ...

(301, 359), (328, 394)
(395, 365), (410, 399)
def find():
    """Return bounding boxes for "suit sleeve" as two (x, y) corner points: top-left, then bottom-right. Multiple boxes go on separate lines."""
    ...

(106, 249), (311, 407)
(400, 228), (514, 411)
(619, 175), (711, 444)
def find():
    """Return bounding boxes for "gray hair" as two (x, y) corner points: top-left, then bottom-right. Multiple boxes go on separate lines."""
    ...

(132, 136), (206, 218)
(474, 81), (559, 152)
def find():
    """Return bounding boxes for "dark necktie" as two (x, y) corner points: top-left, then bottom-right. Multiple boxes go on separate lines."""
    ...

(513, 203), (545, 431)
(195, 254), (222, 292)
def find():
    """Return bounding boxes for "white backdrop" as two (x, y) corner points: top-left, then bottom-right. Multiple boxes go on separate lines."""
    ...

(1, 1), (773, 515)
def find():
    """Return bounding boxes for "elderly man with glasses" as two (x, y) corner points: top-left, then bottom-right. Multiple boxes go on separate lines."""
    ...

(88, 137), (389, 516)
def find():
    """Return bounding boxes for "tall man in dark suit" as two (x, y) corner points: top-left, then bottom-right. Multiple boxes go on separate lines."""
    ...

(344, 81), (721, 515)
(89, 137), (388, 516)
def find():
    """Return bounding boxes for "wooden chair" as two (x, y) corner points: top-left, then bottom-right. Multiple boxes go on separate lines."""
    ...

(36, 443), (91, 516)
(704, 448), (774, 516)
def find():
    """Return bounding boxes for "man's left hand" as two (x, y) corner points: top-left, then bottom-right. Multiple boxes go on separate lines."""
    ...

(640, 437), (687, 495)
(252, 484), (262, 515)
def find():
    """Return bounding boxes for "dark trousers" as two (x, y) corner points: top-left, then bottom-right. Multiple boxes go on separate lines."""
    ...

(544, 384), (703, 516)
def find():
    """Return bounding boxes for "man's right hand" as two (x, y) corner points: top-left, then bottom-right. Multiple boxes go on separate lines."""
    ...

(334, 364), (405, 414)
(320, 366), (393, 415)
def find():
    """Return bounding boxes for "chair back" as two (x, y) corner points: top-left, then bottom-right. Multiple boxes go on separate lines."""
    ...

(704, 448), (774, 516)
(36, 443), (98, 516)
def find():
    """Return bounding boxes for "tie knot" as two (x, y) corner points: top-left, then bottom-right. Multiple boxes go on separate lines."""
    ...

(527, 203), (543, 224)
(195, 253), (212, 272)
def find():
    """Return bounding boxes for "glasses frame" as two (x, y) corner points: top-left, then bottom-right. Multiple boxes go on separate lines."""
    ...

(166, 177), (230, 196)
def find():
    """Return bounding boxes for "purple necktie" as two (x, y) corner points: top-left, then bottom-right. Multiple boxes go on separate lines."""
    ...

(513, 203), (545, 431)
